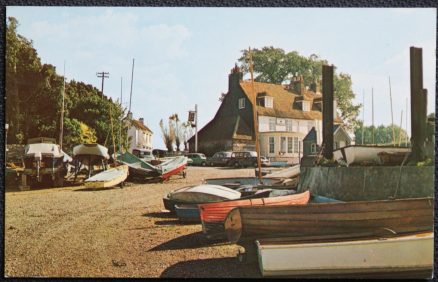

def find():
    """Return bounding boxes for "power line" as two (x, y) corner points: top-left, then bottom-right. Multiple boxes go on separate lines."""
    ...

(96, 71), (109, 98)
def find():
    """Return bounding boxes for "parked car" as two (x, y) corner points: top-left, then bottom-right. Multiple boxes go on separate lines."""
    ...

(207, 151), (233, 166)
(186, 153), (207, 166)
(260, 156), (271, 167)
(132, 148), (155, 162)
(229, 151), (259, 168)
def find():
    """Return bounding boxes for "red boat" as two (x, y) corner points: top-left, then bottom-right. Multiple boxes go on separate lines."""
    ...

(199, 191), (310, 239)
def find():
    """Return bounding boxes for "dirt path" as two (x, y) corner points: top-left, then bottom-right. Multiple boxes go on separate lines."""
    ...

(5, 167), (261, 278)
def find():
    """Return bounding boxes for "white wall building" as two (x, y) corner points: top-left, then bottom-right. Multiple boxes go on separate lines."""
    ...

(127, 117), (153, 152)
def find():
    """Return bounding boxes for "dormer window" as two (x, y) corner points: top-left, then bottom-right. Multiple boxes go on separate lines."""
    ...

(302, 101), (311, 112)
(265, 96), (273, 108)
(238, 98), (245, 109)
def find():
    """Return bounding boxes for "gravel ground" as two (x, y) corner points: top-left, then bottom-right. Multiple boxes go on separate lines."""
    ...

(5, 166), (262, 278)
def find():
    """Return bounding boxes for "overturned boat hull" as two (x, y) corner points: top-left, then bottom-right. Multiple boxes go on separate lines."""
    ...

(225, 196), (434, 243)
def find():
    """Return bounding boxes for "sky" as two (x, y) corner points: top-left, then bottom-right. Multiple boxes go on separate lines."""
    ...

(6, 7), (436, 149)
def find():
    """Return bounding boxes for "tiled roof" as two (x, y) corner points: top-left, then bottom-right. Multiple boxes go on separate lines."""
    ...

(239, 80), (342, 123)
(131, 119), (153, 133)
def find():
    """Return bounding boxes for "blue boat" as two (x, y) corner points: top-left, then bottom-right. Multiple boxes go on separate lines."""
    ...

(175, 204), (200, 223)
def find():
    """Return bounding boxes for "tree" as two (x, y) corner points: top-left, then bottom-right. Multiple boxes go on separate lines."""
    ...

(169, 113), (183, 152)
(238, 47), (361, 129)
(354, 121), (409, 146)
(160, 119), (175, 152)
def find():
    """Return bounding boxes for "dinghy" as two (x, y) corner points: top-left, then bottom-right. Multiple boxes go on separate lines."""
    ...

(163, 184), (241, 213)
(200, 191), (310, 240)
(225, 196), (433, 243)
(84, 164), (129, 188)
(256, 231), (433, 277)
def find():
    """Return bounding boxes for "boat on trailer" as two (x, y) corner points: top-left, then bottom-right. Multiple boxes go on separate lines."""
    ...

(72, 143), (110, 179)
(256, 231), (433, 278)
(224, 196), (434, 244)
(117, 151), (187, 182)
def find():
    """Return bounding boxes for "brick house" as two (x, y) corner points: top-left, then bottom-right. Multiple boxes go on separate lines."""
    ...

(188, 65), (343, 164)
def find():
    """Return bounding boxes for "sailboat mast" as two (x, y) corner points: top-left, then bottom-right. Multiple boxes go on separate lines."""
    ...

(119, 76), (123, 152)
(405, 97), (408, 146)
(398, 110), (403, 146)
(362, 90), (365, 144)
(372, 87), (375, 144)
(249, 47), (263, 183)
(389, 76), (395, 145)
(129, 58), (135, 114)
(59, 60), (66, 150)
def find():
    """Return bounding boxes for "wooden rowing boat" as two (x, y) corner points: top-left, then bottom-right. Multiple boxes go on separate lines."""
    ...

(200, 191), (310, 240)
(224, 196), (433, 243)
(256, 231), (433, 277)
(174, 189), (288, 223)
(84, 164), (129, 188)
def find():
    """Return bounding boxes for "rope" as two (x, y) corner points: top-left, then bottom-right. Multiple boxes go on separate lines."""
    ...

(394, 152), (410, 198)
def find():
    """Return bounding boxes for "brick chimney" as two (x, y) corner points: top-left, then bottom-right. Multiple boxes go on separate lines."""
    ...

(139, 118), (144, 125)
(228, 63), (243, 93)
(310, 79), (321, 94)
(290, 75), (305, 95)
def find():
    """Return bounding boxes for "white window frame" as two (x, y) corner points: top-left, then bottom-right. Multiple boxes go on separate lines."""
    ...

(287, 137), (293, 153)
(238, 98), (246, 109)
(265, 96), (273, 108)
(311, 143), (317, 153)
(302, 101), (311, 112)
(269, 137), (275, 154)
(285, 119), (293, 132)
(269, 117), (276, 131)
(293, 137), (299, 153)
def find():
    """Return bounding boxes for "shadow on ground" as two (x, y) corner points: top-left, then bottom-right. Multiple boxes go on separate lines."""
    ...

(149, 231), (228, 251)
(73, 186), (120, 192)
(142, 211), (176, 219)
(160, 257), (261, 278)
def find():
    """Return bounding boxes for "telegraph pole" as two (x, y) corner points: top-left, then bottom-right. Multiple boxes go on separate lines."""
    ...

(96, 71), (109, 98)
(59, 61), (66, 150)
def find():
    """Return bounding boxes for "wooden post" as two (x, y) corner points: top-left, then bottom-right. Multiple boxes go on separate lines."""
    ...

(322, 65), (334, 160)
(249, 47), (263, 182)
(410, 47), (425, 162)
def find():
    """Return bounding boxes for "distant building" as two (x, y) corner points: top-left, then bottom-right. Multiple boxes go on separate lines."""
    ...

(188, 65), (344, 164)
(303, 125), (353, 157)
(126, 117), (153, 152)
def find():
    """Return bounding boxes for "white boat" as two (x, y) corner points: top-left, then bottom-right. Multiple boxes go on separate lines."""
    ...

(263, 164), (300, 179)
(333, 145), (410, 166)
(256, 232), (433, 277)
(163, 184), (241, 212)
(73, 143), (110, 159)
(84, 164), (129, 188)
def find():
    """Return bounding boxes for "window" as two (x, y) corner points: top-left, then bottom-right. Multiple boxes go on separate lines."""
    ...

(280, 137), (287, 153)
(265, 97), (273, 108)
(302, 101), (310, 112)
(293, 137), (299, 153)
(311, 143), (317, 153)
(269, 118), (276, 131)
(238, 98), (245, 109)
(269, 137), (275, 154)
(285, 119), (293, 132)
(287, 137), (293, 153)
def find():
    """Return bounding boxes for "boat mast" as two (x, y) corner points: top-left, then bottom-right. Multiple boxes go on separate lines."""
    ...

(372, 87), (375, 144)
(109, 103), (117, 165)
(59, 60), (66, 150)
(129, 58), (135, 114)
(362, 90), (365, 144)
(119, 76), (123, 152)
(248, 47), (263, 183)
(405, 97), (408, 147)
(389, 76), (395, 145)
(398, 110), (403, 146)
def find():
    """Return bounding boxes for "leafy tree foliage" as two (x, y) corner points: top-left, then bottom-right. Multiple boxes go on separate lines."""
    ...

(354, 120), (409, 146)
(6, 17), (127, 154)
(238, 47), (361, 129)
